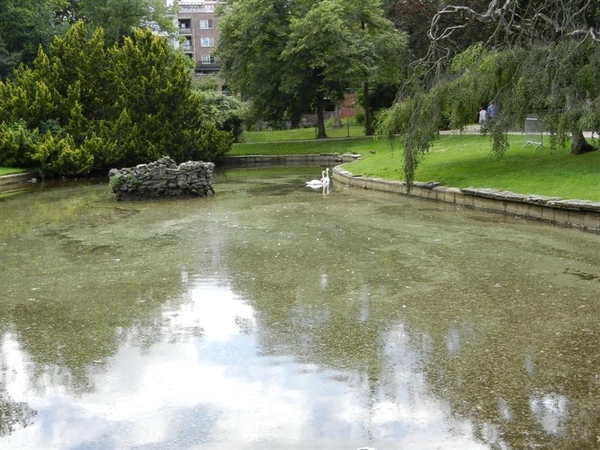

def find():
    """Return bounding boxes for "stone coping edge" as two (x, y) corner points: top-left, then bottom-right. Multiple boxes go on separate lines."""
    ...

(332, 166), (600, 234)
(0, 172), (35, 186)
(220, 152), (361, 167)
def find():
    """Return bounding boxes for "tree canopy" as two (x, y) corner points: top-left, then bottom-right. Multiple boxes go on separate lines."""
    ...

(0, 0), (176, 79)
(216, 0), (312, 129)
(379, 0), (600, 187)
(0, 0), (69, 78)
(217, 0), (407, 138)
(0, 21), (232, 176)
(63, 0), (176, 45)
(196, 90), (249, 143)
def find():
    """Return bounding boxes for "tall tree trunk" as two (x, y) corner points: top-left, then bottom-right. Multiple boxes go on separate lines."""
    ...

(571, 129), (595, 155)
(360, 20), (375, 137)
(315, 95), (327, 139)
(566, 91), (595, 154)
(363, 80), (374, 136)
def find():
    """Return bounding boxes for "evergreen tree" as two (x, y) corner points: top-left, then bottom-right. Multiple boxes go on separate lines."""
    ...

(0, 22), (232, 176)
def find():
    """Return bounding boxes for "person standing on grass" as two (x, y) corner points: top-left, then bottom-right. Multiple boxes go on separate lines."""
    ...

(487, 100), (497, 121)
(478, 106), (487, 126)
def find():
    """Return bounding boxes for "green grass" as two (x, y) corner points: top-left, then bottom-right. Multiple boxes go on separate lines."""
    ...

(345, 134), (600, 201)
(0, 167), (29, 176)
(241, 125), (365, 142)
(231, 135), (380, 156)
(233, 132), (600, 201)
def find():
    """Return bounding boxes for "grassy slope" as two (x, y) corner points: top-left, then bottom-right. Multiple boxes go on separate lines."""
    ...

(233, 132), (600, 202)
(241, 125), (365, 142)
(231, 136), (379, 156)
(0, 167), (29, 176)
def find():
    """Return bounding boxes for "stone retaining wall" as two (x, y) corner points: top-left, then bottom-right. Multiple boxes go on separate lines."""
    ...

(332, 167), (600, 233)
(220, 152), (361, 168)
(0, 172), (35, 187)
(109, 156), (214, 200)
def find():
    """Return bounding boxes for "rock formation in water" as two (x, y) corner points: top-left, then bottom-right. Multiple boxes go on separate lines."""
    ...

(109, 156), (215, 200)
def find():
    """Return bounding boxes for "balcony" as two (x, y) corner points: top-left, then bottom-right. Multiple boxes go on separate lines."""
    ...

(179, 4), (216, 14)
(178, 19), (192, 35)
(195, 61), (221, 74)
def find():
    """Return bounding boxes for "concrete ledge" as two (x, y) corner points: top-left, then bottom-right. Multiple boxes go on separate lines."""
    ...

(332, 167), (600, 234)
(221, 153), (361, 168)
(0, 172), (35, 186)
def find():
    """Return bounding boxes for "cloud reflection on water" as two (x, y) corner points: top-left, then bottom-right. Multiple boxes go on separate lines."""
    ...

(2, 277), (485, 449)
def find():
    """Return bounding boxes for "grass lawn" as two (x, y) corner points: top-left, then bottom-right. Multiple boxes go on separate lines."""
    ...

(240, 125), (365, 142)
(235, 131), (600, 202)
(231, 135), (380, 156)
(0, 167), (29, 176)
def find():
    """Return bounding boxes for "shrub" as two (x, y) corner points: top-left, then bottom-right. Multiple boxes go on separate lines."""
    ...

(31, 133), (94, 176)
(0, 21), (233, 176)
(0, 121), (38, 167)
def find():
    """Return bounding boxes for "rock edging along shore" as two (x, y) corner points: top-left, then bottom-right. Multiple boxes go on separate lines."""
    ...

(0, 172), (36, 187)
(332, 167), (600, 233)
(108, 156), (215, 200)
(220, 152), (361, 168)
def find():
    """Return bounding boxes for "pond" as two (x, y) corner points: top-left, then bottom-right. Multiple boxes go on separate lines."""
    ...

(1, 168), (599, 449)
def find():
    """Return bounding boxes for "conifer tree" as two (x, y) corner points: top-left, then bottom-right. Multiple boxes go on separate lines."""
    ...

(0, 22), (232, 176)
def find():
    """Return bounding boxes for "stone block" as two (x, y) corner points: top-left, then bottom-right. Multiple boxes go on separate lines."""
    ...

(527, 204), (544, 220)
(541, 206), (555, 223)
(581, 212), (600, 231)
(504, 201), (519, 215)
(462, 193), (475, 208)
(552, 208), (571, 226)
(516, 202), (531, 217)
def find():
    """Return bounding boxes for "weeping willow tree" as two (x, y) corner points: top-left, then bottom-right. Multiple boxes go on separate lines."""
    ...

(378, 0), (600, 188)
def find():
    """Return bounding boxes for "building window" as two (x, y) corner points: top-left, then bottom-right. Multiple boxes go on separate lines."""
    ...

(201, 55), (215, 64)
(200, 19), (213, 29)
(200, 37), (215, 47)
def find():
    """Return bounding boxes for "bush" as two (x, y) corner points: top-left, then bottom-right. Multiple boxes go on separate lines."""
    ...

(197, 91), (248, 142)
(0, 21), (233, 176)
(0, 121), (38, 167)
(32, 133), (94, 176)
(177, 125), (234, 162)
(353, 111), (365, 126)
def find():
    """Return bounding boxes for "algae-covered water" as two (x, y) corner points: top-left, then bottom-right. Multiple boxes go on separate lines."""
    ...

(1, 168), (599, 449)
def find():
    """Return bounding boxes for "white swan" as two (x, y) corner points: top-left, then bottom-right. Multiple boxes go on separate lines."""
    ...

(322, 167), (330, 193)
(305, 168), (331, 193)
(305, 170), (325, 189)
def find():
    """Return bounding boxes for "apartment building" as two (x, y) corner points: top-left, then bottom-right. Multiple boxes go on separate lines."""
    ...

(176, 0), (225, 76)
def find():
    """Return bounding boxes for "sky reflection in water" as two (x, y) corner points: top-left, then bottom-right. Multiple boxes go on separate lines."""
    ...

(2, 277), (482, 449)
(1, 169), (599, 449)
